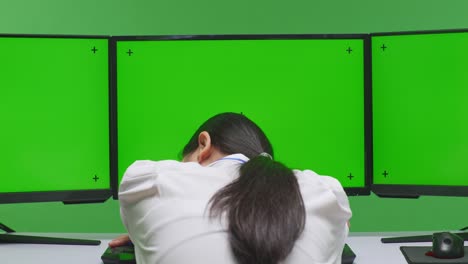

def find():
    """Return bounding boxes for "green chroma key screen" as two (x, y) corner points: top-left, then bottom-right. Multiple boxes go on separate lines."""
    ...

(0, 36), (110, 196)
(372, 31), (468, 193)
(116, 35), (369, 194)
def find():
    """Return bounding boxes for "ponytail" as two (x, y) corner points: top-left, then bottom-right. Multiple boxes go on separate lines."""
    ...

(183, 112), (306, 264)
(209, 155), (306, 264)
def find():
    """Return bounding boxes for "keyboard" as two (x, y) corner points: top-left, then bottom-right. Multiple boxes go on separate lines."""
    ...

(101, 243), (356, 264)
(101, 245), (136, 264)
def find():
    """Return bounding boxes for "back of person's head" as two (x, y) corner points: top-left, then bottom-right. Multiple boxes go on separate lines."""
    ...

(183, 112), (306, 264)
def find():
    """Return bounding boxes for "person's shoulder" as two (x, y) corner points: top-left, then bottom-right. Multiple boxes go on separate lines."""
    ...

(123, 159), (199, 178)
(294, 169), (340, 186)
(293, 168), (352, 219)
(293, 169), (347, 197)
(119, 160), (203, 203)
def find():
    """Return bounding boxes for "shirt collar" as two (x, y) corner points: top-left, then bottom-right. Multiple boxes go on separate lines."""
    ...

(207, 153), (249, 167)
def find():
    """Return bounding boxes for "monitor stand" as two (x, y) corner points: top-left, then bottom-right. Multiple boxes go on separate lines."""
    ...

(0, 222), (100, 246)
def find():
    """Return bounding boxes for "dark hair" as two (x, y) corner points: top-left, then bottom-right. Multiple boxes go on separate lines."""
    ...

(183, 112), (306, 264)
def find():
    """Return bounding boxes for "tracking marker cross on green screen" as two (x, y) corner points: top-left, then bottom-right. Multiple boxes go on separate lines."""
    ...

(114, 35), (371, 197)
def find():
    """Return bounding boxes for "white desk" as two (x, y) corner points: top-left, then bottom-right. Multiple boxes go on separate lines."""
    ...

(0, 232), (466, 264)
(0, 233), (117, 264)
(348, 232), (428, 264)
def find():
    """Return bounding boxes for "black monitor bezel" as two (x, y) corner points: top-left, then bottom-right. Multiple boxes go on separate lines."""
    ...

(370, 28), (468, 198)
(371, 28), (468, 37)
(0, 34), (116, 204)
(111, 34), (372, 197)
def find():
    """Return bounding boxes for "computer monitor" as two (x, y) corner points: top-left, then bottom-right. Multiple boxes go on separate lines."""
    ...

(113, 34), (371, 197)
(371, 29), (468, 198)
(0, 35), (115, 204)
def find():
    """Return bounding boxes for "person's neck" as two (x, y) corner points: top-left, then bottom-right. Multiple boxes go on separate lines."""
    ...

(199, 150), (228, 166)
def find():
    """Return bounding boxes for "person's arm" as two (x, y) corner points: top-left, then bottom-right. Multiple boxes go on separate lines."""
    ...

(112, 160), (168, 249)
(108, 234), (132, 248)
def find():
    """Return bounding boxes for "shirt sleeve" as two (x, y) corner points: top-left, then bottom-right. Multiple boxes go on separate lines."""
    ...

(291, 169), (352, 264)
(318, 174), (352, 221)
(294, 169), (352, 222)
(119, 160), (161, 206)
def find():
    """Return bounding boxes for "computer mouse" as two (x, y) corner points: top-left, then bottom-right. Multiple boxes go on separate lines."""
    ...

(430, 232), (464, 259)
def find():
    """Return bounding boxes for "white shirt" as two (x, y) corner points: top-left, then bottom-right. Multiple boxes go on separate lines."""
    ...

(119, 154), (352, 264)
